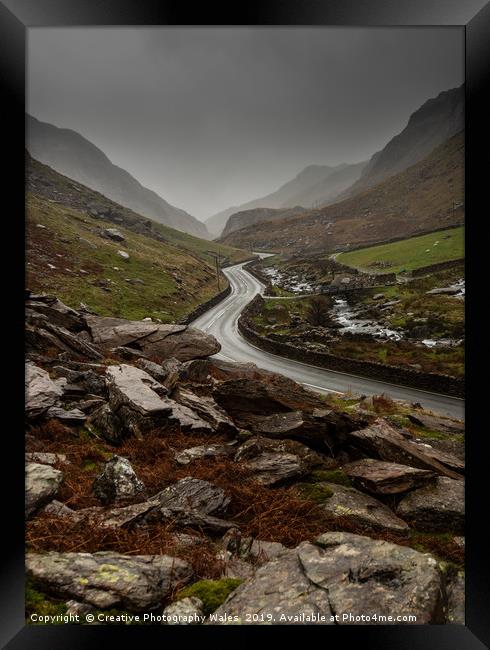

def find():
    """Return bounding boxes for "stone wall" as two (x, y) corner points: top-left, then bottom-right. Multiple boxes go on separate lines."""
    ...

(178, 284), (232, 325)
(242, 260), (273, 295)
(239, 298), (464, 398)
(407, 259), (464, 278)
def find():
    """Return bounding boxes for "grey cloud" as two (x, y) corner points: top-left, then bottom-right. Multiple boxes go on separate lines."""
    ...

(27, 27), (463, 219)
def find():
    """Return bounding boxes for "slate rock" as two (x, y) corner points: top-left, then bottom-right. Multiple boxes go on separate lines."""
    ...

(25, 551), (192, 611)
(151, 477), (230, 516)
(85, 316), (220, 361)
(103, 228), (125, 242)
(162, 597), (204, 625)
(172, 387), (238, 436)
(396, 476), (464, 533)
(407, 413), (464, 435)
(175, 444), (235, 465)
(215, 533), (442, 625)
(26, 462), (63, 517)
(213, 533), (442, 624)
(25, 362), (64, 417)
(343, 459), (436, 495)
(446, 572), (465, 624)
(92, 455), (146, 505)
(345, 419), (461, 479)
(319, 482), (409, 536)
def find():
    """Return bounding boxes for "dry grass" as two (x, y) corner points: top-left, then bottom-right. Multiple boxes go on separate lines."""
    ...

(26, 422), (464, 569)
(26, 514), (226, 580)
(371, 393), (397, 414)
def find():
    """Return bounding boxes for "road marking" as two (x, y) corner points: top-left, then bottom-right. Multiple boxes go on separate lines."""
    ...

(302, 382), (343, 394)
(216, 353), (236, 362)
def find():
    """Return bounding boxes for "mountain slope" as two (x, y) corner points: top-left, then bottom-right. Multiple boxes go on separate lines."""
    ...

(341, 85), (464, 200)
(26, 114), (210, 239)
(218, 131), (464, 254)
(222, 206), (307, 238)
(26, 154), (250, 321)
(205, 162), (365, 237)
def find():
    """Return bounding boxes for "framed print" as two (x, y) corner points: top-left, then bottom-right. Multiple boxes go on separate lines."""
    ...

(1, 0), (489, 647)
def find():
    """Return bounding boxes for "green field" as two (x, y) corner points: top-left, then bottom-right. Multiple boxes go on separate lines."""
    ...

(336, 227), (464, 274)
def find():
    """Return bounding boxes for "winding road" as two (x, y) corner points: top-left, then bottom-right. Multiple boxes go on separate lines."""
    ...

(193, 258), (464, 420)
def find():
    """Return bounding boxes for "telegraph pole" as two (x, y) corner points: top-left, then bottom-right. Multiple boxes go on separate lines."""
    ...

(207, 251), (221, 290)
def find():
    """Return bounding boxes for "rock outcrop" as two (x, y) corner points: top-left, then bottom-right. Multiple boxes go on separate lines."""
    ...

(24, 293), (465, 625)
(85, 315), (220, 361)
(92, 456), (146, 504)
(319, 483), (409, 536)
(26, 551), (192, 611)
(343, 459), (436, 495)
(213, 533), (443, 624)
(26, 462), (63, 517)
(396, 477), (465, 533)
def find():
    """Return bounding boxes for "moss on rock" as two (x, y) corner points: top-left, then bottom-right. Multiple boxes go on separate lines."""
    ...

(175, 578), (243, 616)
(298, 482), (334, 503)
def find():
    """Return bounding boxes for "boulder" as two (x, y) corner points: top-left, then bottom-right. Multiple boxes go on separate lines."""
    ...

(213, 376), (326, 416)
(179, 359), (212, 384)
(318, 482), (409, 536)
(160, 358), (184, 390)
(234, 437), (324, 486)
(103, 228), (125, 242)
(43, 500), (75, 517)
(240, 451), (304, 486)
(25, 462), (63, 517)
(240, 538), (287, 563)
(25, 551), (192, 611)
(407, 440), (464, 475)
(105, 364), (213, 439)
(33, 322), (103, 361)
(172, 387), (238, 436)
(25, 296), (86, 332)
(345, 419), (462, 479)
(45, 406), (87, 425)
(51, 366), (108, 397)
(85, 315), (220, 361)
(343, 459), (436, 495)
(244, 410), (342, 448)
(396, 477), (464, 533)
(135, 358), (170, 385)
(175, 444), (235, 466)
(151, 477), (230, 516)
(25, 362), (64, 417)
(446, 572), (465, 624)
(92, 455), (146, 505)
(212, 533), (442, 624)
(407, 413), (464, 435)
(162, 597), (204, 625)
(25, 452), (68, 466)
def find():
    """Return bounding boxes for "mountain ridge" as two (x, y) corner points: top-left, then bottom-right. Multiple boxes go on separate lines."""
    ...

(205, 161), (365, 237)
(339, 85), (464, 200)
(26, 114), (210, 240)
(218, 131), (464, 254)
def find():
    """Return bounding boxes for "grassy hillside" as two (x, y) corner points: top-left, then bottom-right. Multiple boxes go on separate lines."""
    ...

(27, 155), (249, 268)
(26, 157), (250, 321)
(219, 131), (464, 254)
(336, 226), (464, 274)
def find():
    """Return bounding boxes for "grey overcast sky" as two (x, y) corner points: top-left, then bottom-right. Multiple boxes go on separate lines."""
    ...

(27, 27), (463, 220)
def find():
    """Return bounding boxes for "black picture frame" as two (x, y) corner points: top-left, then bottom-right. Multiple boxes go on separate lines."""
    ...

(2, 0), (489, 646)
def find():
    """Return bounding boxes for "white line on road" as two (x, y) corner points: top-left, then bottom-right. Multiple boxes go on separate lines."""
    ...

(302, 382), (342, 394)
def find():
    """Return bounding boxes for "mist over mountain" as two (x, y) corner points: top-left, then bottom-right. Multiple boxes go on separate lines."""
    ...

(206, 162), (366, 238)
(26, 115), (210, 239)
(221, 206), (308, 238)
(340, 85), (464, 200)
(219, 130), (464, 254)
